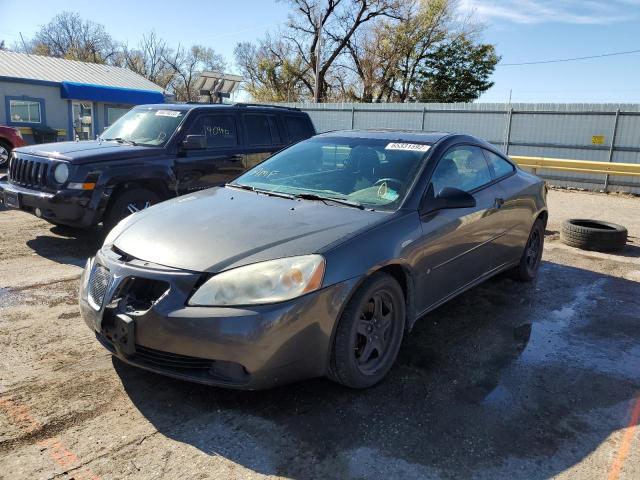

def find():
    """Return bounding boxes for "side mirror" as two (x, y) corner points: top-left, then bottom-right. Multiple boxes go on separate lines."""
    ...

(181, 134), (206, 150)
(434, 187), (476, 209)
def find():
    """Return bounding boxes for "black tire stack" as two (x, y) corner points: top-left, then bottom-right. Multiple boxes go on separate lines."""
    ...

(560, 219), (627, 252)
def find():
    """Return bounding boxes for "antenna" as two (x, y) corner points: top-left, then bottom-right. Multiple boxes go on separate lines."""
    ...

(194, 72), (243, 104)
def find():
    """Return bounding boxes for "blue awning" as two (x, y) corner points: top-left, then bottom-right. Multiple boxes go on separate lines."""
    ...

(60, 82), (165, 105)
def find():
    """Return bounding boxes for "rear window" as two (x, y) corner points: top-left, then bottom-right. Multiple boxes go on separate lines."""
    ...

(285, 116), (312, 143)
(245, 114), (273, 146)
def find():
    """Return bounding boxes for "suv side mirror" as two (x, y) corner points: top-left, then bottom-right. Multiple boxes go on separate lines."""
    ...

(434, 187), (476, 209)
(181, 135), (206, 150)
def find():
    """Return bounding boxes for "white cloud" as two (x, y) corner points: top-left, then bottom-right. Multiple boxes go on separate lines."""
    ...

(458, 0), (640, 25)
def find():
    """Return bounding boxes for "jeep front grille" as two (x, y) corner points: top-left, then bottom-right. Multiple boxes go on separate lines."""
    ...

(89, 265), (113, 308)
(8, 156), (50, 189)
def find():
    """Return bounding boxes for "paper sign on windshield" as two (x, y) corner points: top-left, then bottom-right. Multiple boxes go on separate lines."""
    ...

(155, 110), (182, 117)
(385, 143), (430, 152)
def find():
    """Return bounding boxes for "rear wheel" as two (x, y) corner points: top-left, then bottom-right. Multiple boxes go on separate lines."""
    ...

(511, 217), (545, 282)
(0, 140), (11, 167)
(103, 187), (160, 233)
(329, 272), (405, 389)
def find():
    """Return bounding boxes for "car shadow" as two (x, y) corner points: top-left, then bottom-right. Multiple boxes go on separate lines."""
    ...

(25, 226), (103, 267)
(114, 261), (640, 479)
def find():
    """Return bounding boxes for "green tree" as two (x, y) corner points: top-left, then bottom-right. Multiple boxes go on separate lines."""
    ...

(416, 36), (499, 102)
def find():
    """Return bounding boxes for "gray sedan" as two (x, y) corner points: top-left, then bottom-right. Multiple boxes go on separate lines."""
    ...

(79, 130), (547, 389)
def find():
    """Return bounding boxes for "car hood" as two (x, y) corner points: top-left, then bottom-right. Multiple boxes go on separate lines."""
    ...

(112, 187), (389, 273)
(15, 141), (163, 165)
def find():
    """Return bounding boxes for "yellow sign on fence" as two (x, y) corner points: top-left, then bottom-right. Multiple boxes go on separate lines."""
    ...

(592, 135), (606, 145)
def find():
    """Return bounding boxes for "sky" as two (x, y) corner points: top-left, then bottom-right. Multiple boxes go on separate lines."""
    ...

(2, 0), (640, 103)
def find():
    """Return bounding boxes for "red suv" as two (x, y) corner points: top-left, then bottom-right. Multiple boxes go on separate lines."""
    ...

(0, 125), (26, 168)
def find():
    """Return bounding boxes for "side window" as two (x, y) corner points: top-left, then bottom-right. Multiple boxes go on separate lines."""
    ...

(431, 145), (492, 194)
(484, 149), (515, 179)
(245, 114), (272, 146)
(187, 115), (237, 148)
(285, 116), (312, 143)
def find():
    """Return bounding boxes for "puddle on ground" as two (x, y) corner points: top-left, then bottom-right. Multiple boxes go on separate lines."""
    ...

(0, 287), (26, 312)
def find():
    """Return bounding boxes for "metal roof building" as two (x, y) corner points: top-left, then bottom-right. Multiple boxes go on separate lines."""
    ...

(0, 50), (165, 144)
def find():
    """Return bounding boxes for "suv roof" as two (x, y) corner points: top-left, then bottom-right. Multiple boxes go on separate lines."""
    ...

(135, 103), (302, 113)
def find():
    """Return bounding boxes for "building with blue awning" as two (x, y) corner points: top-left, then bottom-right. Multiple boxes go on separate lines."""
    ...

(0, 50), (166, 144)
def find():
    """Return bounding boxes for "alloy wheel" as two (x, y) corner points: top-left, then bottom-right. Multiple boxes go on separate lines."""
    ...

(0, 145), (8, 166)
(354, 290), (397, 375)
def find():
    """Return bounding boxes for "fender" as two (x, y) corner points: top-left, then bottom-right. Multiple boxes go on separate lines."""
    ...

(90, 158), (177, 224)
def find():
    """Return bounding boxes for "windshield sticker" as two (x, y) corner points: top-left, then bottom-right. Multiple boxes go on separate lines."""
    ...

(155, 110), (182, 117)
(385, 142), (430, 152)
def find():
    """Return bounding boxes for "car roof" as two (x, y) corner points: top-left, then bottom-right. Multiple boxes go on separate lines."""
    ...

(315, 129), (452, 143)
(134, 103), (304, 113)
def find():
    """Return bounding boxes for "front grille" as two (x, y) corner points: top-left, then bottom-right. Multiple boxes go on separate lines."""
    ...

(8, 156), (50, 189)
(89, 265), (113, 308)
(134, 345), (215, 370)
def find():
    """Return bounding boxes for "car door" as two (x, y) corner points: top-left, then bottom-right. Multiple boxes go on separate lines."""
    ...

(482, 148), (531, 267)
(174, 113), (243, 193)
(240, 113), (283, 170)
(414, 144), (506, 313)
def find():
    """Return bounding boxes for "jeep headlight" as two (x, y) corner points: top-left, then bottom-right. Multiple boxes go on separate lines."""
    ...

(189, 255), (325, 306)
(53, 163), (69, 184)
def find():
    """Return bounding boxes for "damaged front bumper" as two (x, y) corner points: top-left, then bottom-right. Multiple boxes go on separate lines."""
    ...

(79, 246), (356, 389)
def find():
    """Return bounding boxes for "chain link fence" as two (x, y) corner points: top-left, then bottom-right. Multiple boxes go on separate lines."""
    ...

(276, 102), (640, 194)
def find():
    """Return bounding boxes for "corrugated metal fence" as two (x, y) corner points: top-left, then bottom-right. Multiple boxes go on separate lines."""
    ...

(276, 102), (640, 194)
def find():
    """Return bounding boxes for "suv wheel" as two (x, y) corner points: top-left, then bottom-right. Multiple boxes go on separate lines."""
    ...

(0, 140), (11, 167)
(103, 187), (161, 232)
(328, 272), (405, 389)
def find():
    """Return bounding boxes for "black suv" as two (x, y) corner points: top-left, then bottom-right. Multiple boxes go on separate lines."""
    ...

(0, 103), (315, 230)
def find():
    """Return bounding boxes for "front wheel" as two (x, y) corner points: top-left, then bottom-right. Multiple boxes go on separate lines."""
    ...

(103, 187), (161, 233)
(329, 272), (405, 389)
(0, 140), (11, 167)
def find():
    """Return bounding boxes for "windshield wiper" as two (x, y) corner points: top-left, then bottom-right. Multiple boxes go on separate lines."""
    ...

(227, 183), (294, 200)
(293, 192), (364, 210)
(103, 137), (138, 146)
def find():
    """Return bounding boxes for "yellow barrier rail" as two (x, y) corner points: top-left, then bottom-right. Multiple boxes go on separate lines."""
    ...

(511, 156), (640, 177)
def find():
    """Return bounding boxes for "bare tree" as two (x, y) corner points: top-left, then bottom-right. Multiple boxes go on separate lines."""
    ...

(20, 11), (117, 64)
(117, 31), (175, 90)
(281, 0), (402, 101)
(164, 45), (226, 102)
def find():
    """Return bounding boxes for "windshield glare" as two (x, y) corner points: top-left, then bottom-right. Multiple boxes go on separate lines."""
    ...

(233, 137), (430, 210)
(101, 108), (185, 146)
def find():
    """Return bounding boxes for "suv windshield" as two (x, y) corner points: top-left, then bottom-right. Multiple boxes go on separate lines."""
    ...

(232, 137), (431, 210)
(101, 108), (186, 147)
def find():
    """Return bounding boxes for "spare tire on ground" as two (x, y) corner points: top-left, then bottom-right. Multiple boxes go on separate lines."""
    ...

(560, 219), (628, 252)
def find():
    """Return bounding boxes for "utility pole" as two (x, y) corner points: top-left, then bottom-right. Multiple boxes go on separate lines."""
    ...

(314, 12), (322, 103)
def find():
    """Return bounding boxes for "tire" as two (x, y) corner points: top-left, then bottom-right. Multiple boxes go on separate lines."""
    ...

(328, 272), (405, 389)
(0, 140), (11, 167)
(560, 219), (627, 252)
(511, 217), (545, 282)
(103, 187), (161, 233)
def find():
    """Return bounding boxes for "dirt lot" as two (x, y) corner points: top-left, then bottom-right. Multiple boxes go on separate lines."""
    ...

(1, 188), (639, 480)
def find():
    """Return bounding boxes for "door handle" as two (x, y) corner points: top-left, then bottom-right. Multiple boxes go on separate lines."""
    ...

(494, 197), (505, 208)
(229, 155), (242, 162)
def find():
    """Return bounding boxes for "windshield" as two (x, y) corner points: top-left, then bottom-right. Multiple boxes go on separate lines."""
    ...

(101, 108), (186, 147)
(232, 137), (431, 210)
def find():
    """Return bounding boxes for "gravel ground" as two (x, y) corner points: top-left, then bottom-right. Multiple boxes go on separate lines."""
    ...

(1, 188), (639, 480)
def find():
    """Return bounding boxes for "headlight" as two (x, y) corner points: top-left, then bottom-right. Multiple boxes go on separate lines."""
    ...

(54, 163), (69, 183)
(189, 255), (326, 306)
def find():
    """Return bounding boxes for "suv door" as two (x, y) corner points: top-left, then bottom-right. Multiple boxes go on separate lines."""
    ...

(415, 144), (506, 313)
(241, 113), (283, 170)
(174, 113), (243, 193)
